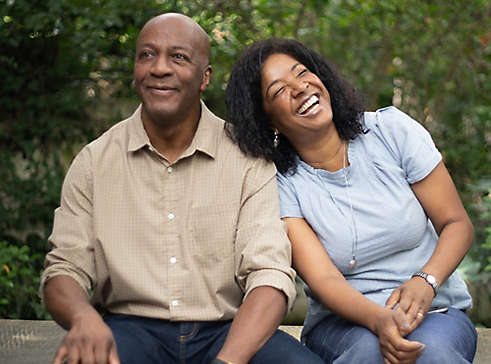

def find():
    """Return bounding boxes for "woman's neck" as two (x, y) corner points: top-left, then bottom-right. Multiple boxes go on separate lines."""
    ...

(296, 132), (348, 172)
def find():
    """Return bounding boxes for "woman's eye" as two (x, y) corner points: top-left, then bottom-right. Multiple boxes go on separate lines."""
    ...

(273, 86), (285, 98)
(297, 69), (308, 77)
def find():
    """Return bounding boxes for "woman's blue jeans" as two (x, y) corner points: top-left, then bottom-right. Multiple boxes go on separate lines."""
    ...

(304, 307), (477, 364)
(104, 314), (323, 364)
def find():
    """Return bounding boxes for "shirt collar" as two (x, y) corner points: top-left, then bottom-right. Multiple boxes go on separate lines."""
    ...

(127, 105), (150, 152)
(182, 100), (218, 160)
(127, 101), (220, 159)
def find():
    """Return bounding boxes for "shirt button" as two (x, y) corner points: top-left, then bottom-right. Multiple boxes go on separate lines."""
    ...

(167, 166), (173, 173)
(168, 213), (175, 220)
(171, 300), (179, 307)
(170, 257), (177, 264)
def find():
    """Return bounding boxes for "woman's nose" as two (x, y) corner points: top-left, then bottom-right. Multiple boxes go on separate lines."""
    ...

(291, 81), (309, 98)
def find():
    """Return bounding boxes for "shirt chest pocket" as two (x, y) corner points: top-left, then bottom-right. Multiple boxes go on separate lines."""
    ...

(187, 203), (237, 264)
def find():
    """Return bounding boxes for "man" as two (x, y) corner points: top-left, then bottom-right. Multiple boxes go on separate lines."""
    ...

(41, 13), (323, 364)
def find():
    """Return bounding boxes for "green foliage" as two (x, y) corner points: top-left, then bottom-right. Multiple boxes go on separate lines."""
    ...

(0, 241), (49, 319)
(481, 191), (491, 271)
(0, 0), (163, 318)
(0, 0), (489, 320)
(486, 227), (491, 271)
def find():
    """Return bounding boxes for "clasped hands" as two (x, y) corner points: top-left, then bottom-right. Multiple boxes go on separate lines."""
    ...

(373, 277), (435, 364)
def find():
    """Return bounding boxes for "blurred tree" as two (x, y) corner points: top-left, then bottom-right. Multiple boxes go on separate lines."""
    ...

(0, 0), (164, 318)
(0, 0), (489, 320)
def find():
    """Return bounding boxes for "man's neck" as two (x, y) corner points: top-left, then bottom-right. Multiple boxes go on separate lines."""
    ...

(141, 106), (201, 163)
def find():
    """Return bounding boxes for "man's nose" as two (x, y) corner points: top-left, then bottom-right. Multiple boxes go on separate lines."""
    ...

(150, 56), (172, 76)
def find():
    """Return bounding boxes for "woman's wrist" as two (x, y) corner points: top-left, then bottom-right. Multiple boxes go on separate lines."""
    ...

(358, 304), (389, 334)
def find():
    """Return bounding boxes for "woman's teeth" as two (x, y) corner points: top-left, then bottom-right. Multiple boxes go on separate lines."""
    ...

(297, 95), (319, 114)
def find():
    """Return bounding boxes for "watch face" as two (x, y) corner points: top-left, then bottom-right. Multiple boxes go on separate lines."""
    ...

(427, 275), (436, 284)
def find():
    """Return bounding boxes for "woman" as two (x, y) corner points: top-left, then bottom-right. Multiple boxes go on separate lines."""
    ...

(225, 38), (477, 364)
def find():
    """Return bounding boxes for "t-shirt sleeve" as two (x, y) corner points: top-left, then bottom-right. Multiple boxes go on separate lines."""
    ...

(373, 106), (442, 184)
(276, 172), (303, 218)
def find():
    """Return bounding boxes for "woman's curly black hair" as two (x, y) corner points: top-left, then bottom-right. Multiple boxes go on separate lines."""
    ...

(225, 38), (365, 174)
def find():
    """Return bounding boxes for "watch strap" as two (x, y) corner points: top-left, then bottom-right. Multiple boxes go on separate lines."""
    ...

(412, 271), (438, 295)
(211, 359), (235, 364)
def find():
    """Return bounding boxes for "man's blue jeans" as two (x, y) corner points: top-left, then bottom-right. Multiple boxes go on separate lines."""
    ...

(104, 314), (323, 364)
(304, 307), (477, 364)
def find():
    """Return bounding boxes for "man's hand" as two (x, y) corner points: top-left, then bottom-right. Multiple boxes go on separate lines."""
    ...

(216, 286), (287, 364)
(372, 308), (425, 364)
(44, 276), (120, 364)
(385, 277), (434, 335)
(52, 307), (120, 364)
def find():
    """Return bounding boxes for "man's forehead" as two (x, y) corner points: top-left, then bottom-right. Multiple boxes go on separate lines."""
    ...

(138, 22), (202, 51)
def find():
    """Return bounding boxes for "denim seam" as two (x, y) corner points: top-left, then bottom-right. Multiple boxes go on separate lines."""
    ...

(180, 322), (200, 341)
(179, 322), (200, 364)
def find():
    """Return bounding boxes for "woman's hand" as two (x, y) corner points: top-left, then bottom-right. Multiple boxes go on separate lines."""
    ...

(385, 277), (434, 335)
(285, 216), (425, 363)
(373, 308), (425, 364)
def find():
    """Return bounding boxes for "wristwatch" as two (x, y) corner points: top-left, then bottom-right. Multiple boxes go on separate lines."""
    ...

(211, 359), (235, 364)
(412, 271), (439, 295)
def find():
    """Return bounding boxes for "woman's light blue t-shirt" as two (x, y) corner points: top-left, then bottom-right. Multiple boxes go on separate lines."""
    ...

(277, 106), (472, 336)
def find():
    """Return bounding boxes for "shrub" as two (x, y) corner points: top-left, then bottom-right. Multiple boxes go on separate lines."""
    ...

(0, 241), (49, 319)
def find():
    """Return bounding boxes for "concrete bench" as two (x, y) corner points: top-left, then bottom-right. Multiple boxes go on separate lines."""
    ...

(0, 320), (489, 363)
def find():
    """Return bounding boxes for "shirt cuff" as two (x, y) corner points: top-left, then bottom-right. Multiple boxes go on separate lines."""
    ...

(243, 269), (297, 313)
(39, 266), (91, 302)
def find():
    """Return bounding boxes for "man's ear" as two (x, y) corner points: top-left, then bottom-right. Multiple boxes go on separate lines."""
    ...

(200, 66), (212, 92)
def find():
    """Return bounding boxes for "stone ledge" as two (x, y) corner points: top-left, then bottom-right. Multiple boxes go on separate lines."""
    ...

(0, 320), (489, 363)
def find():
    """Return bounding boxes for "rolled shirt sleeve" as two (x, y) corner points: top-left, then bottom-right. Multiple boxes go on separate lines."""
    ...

(39, 147), (96, 300)
(234, 159), (297, 312)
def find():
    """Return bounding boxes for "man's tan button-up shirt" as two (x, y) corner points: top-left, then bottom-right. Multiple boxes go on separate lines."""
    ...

(40, 102), (296, 321)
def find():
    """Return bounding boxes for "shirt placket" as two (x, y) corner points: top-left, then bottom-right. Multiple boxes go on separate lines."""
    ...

(164, 160), (184, 319)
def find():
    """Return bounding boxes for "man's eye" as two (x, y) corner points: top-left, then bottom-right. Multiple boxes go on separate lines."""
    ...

(139, 50), (152, 59)
(173, 53), (187, 61)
